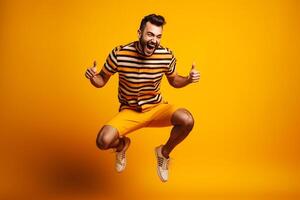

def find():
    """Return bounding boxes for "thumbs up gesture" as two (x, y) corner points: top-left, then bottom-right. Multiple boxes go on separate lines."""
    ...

(85, 61), (98, 79)
(188, 62), (200, 83)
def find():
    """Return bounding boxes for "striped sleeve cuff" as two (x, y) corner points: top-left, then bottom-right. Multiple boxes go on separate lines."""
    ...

(165, 57), (177, 77)
(101, 47), (119, 75)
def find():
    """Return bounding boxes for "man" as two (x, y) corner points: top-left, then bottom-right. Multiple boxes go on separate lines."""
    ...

(85, 14), (200, 182)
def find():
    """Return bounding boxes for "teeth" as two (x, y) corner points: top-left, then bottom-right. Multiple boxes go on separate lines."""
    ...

(147, 43), (155, 47)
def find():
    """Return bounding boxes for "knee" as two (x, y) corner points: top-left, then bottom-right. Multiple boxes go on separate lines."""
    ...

(96, 133), (110, 150)
(182, 111), (194, 131)
(172, 109), (194, 131)
(96, 126), (118, 150)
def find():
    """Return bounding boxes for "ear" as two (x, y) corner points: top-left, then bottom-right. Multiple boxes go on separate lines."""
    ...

(137, 29), (142, 39)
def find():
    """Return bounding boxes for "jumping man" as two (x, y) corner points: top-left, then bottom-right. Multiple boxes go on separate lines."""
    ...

(85, 14), (200, 182)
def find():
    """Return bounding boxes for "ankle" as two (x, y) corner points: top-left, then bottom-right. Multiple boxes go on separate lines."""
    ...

(116, 138), (125, 152)
(161, 145), (170, 159)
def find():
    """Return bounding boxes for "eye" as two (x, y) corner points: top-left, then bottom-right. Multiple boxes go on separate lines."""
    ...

(147, 32), (154, 37)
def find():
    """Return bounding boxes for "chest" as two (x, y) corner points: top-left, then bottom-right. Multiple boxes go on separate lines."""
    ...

(118, 58), (168, 81)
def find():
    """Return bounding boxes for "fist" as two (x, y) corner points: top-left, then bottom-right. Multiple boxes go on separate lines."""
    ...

(188, 62), (200, 83)
(85, 61), (97, 79)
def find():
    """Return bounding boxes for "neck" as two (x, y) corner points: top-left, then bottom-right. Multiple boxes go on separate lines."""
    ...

(136, 41), (145, 55)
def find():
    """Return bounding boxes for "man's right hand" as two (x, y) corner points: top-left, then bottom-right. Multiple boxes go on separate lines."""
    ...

(85, 61), (98, 79)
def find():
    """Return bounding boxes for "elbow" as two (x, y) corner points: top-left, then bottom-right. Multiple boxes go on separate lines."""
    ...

(173, 85), (181, 89)
(94, 83), (104, 88)
(171, 82), (181, 88)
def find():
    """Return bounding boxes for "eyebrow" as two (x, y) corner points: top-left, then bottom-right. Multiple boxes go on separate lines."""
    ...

(146, 31), (162, 37)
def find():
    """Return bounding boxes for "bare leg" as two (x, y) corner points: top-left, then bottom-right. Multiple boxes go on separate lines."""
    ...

(96, 125), (125, 152)
(161, 108), (194, 158)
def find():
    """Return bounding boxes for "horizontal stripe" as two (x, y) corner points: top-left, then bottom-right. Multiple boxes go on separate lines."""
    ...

(119, 76), (162, 84)
(118, 50), (173, 59)
(104, 63), (116, 74)
(118, 65), (168, 71)
(118, 61), (169, 68)
(138, 94), (162, 106)
(119, 77), (161, 88)
(118, 93), (134, 104)
(119, 78), (162, 88)
(107, 56), (117, 70)
(118, 54), (172, 61)
(118, 67), (167, 74)
(118, 56), (171, 64)
(119, 86), (161, 96)
(119, 82), (160, 93)
(118, 89), (138, 101)
(119, 72), (163, 79)
(109, 51), (118, 65)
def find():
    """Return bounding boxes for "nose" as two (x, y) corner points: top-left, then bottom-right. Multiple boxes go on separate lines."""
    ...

(152, 37), (158, 44)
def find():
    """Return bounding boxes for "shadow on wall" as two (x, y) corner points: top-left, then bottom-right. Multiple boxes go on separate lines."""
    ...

(4, 130), (123, 199)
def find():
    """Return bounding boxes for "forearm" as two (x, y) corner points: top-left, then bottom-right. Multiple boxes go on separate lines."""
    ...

(90, 74), (106, 88)
(171, 75), (191, 88)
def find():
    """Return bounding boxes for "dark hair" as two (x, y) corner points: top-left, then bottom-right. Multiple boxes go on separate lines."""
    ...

(139, 14), (166, 31)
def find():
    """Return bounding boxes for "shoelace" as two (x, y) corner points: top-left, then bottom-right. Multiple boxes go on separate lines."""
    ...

(157, 156), (169, 170)
(116, 151), (125, 165)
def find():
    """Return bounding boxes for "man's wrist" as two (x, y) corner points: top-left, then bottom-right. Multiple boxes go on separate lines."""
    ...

(90, 74), (97, 82)
(187, 75), (192, 83)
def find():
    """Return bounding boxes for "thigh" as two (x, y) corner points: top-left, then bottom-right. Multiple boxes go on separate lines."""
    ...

(104, 109), (149, 136)
(146, 103), (179, 127)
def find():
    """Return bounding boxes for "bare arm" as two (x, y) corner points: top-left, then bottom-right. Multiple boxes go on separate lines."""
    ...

(85, 61), (111, 88)
(167, 62), (200, 88)
(90, 71), (111, 88)
(167, 73), (191, 88)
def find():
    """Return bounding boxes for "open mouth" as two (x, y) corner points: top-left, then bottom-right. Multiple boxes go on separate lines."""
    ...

(146, 42), (156, 50)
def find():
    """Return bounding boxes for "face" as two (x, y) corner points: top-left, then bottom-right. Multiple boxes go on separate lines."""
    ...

(138, 22), (163, 56)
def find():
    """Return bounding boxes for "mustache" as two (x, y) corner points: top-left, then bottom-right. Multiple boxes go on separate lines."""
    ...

(147, 41), (158, 47)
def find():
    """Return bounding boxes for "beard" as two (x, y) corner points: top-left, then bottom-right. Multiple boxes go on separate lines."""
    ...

(139, 37), (159, 56)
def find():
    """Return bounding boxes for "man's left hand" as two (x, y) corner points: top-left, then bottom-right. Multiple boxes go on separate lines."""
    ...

(188, 62), (200, 83)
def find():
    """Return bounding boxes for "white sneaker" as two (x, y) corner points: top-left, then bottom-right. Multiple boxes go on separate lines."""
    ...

(115, 137), (130, 173)
(155, 145), (170, 182)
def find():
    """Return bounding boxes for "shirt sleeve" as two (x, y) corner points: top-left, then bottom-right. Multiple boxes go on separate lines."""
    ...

(165, 52), (177, 78)
(101, 47), (119, 76)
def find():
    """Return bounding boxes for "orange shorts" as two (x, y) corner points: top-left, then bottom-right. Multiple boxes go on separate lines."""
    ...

(105, 102), (179, 136)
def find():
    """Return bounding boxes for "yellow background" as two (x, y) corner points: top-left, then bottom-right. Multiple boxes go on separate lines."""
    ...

(1, 0), (299, 199)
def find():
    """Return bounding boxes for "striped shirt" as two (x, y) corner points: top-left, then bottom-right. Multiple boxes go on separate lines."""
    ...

(101, 41), (177, 112)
